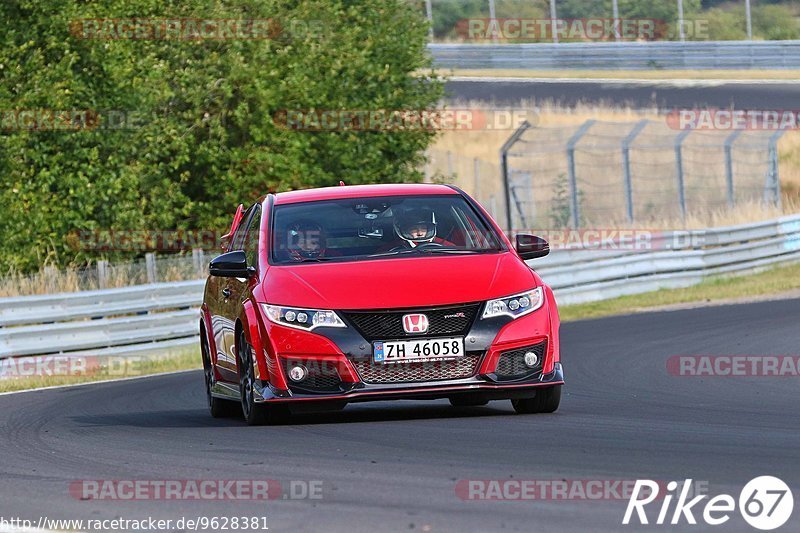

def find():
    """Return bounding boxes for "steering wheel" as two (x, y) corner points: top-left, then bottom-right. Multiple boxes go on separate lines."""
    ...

(415, 242), (445, 250)
(388, 242), (445, 253)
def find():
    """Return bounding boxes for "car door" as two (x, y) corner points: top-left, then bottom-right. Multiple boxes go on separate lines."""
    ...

(220, 203), (262, 380)
(211, 205), (256, 382)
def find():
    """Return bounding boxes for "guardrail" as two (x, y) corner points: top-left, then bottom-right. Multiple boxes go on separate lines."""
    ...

(429, 41), (800, 70)
(533, 214), (800, 305)
(0, 214), (799, 361)
(0, 280), (204, 360)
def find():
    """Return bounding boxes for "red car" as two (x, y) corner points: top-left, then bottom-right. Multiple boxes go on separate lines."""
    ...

(200, 184), (563, 424)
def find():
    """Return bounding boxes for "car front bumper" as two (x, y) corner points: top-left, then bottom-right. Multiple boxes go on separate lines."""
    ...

(251, 363), (564, 404)
(241, 286), (563, 405)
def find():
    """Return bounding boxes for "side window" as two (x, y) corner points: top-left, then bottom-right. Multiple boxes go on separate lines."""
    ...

(231, 205), (255, 251)
(242, 205), (262, 267)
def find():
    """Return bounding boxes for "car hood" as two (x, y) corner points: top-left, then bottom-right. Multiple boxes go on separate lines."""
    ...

(261, 252), (539, 310)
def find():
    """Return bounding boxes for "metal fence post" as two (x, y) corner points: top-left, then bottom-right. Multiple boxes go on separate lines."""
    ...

(488, 0), (497, 42)
(97, 260), (108, 289)
(622, 120), (649, 223)
(566, 120), (596, 228)
(674, 129), (692, 220)
(724, 130), (742, 207)
(425, 0), (434, 41)
(192, 248), (205, 277)
(145, 253), (157, 283)
(745, 0), (753, 40)
(767, 130), (785, 207)
(549, 0), (558, 44)
(500, 121), (533, 232)
(509, 170), (532, 229)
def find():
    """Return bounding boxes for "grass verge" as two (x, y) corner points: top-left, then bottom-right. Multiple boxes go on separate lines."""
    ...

(0, 347), (201, 394)
(559, 261), (800, 322)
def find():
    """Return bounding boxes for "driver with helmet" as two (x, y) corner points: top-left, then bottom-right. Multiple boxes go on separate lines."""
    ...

(392, 207), (455, 248)
(285, 220), (332, 261)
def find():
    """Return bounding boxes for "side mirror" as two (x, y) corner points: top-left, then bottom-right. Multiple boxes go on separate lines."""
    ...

(516, 234), (550, 260)
(209, 250), (255, 278)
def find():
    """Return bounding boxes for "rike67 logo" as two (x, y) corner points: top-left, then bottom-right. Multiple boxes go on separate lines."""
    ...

(623, 477), (794, 530)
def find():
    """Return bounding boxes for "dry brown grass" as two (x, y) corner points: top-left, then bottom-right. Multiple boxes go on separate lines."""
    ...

(429, 102), (800, 229)
(0, 348), (201, 393)
(0, 259), (204, 298)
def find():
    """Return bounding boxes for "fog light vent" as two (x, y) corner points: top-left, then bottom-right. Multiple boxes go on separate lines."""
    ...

(289, 365), (308, 382)
(494, 341), (547, 380)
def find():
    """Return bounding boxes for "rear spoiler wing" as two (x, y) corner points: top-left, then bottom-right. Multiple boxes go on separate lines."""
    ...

(220, 203), (244, 251)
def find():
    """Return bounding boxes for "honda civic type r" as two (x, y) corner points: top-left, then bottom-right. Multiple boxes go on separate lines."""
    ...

(200, 183), (564, 425)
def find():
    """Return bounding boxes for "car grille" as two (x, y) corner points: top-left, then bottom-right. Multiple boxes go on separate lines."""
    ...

(282, 358), (343, 394)
(494, 341), (547, 380)
(352, 353), (482, 385)
(342, 303), (482, 341)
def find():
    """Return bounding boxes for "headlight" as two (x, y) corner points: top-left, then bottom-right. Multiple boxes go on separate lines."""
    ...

(481, 287), (544, 320)
(261, 304), (347, 331)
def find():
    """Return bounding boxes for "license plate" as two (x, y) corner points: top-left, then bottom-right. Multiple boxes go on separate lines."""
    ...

(373, 337), (465, 364)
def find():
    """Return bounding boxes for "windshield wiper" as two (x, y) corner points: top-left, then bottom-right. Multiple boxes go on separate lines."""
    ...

(422, 248), (497, 255)
(366, 249), (422, 258)
(293, 256), (337, 263)
(368, 248), (499, 258)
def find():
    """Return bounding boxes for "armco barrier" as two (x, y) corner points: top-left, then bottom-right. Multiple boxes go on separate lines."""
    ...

(0, 214), (799, 360)
(428, 41), (800, 70)
(533, 214), (800, 305)
(0, 281), (204, 360)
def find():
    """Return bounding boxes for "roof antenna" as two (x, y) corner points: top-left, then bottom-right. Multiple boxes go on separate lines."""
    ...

(339, 181), (346, 186)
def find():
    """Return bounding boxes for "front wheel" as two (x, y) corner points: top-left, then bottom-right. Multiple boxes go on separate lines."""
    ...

(511, 385), (561, 414)
(238, 333), (290, 426)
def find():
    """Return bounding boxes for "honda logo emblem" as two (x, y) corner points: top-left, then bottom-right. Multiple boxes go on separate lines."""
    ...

(402, 313), (429, 334)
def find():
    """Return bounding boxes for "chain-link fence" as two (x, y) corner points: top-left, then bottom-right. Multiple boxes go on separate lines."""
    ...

(426, 148), (508, 225)
(429, 120), (784, 231)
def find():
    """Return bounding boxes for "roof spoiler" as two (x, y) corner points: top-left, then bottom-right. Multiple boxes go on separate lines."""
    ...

(220, 203), (244, 251)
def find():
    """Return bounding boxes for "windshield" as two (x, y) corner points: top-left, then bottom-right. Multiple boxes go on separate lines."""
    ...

(271, 194), (504, 264)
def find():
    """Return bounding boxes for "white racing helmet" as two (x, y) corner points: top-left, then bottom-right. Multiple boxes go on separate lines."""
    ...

(393, 208), (437, 247)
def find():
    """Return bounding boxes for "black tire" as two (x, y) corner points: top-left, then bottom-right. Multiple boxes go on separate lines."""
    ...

(511, 385), (561, 414)
(238, 333), (290, 426)
(201, 335), (240, 418)
(449, 397), (489, 407)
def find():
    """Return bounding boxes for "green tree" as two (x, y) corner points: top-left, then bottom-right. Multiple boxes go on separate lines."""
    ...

(0, 0), (443, 271)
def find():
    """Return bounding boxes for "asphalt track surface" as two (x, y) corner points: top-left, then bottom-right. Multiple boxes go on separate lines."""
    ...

(1, 298), (798, 533)
(446, 79), (800, 109)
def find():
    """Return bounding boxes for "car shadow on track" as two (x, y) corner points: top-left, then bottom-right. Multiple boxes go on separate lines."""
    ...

(69, 402), (523, 428)
(284, 402), (518, 426)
